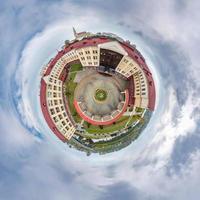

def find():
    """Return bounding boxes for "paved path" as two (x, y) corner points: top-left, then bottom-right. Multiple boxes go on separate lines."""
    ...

(74, 73), (126, 116)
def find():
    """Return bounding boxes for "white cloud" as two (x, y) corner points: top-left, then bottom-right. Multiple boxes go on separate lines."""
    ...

(1, 0), (200, 199)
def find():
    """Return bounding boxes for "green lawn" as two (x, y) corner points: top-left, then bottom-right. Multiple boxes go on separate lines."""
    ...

(94, 89), (107, 101)
(83, 115), (141, 136)
(70, 63), (83, 72)
(135, 107), (145, 113)
(65, 63), (83, 123)
(91, 112), (151, 152)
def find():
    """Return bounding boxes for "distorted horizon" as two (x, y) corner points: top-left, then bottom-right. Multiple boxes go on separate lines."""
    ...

(0, 0), (200, 200)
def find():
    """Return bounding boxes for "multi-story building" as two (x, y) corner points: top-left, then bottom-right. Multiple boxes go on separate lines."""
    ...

(116, 55), (140, 78)
(76, 46), (99, 67)
(43, 75), (76, 140)
(40, 28), (156, 154)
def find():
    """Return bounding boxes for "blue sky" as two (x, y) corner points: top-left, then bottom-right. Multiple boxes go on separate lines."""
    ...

(0, 0), (200, 199)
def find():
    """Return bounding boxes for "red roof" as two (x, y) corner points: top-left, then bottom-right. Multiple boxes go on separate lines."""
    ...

(40, 36), (156, 143)
(44, 51), (65, 76)
(44, 37), (112, 77)
(146, 73), (156, 110)
(64, 37), (111, 53)
(128, 76), (135, 106)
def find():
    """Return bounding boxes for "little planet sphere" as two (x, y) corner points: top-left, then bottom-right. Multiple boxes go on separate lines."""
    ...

(40, 28), (156, 156)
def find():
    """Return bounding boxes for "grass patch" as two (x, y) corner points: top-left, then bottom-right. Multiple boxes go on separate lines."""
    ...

(83, 115), (141, 135)
(94, 89), (107, 102)
(70, 63), (83, 72)
(65, 63), (83, 123)
(135, 107), (144, 113)
(91, 112), (151, 152)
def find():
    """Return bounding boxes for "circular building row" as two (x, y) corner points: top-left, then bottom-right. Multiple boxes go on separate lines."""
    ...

(40, 29), (156, 154)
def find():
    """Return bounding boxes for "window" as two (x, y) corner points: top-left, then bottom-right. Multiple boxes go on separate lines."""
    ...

(124, 59), (128, 64)
(53, 116), (58, 122)
(48, 92), (52, 98)
(56, 107), (60, 112)
(62, 121), (66, 126)
(85, 51), (90, 54)
(50, 109), (55, 115)
(48, 100), (53, 106)
(87, 56), (91, 59)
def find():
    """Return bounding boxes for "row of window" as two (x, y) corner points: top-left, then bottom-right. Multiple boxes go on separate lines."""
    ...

(76, 47), (99, 66)
(46, 80), (75, 138)
(47, 91), (62, 98)
(80, 55), (98, 60)
(117, 57), (141, 78)
(48, 99), (63, 107)
(134, 70), (148, 96)
(79, 50), (98, 55)
(50, 52), (78, 78)
(47, 84), (62, 91)
(49, 77), (62, 85)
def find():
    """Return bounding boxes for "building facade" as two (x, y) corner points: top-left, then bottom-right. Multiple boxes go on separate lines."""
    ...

(40, 29), (156, 145)
(76, 46), (99, 67)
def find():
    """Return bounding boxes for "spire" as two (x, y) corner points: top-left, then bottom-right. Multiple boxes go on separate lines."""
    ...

(73, 27), (77, 38)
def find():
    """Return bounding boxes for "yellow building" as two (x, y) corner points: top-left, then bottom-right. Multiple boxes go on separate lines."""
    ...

(133, 69), (149, 108)
(76, 46), (99, 67)
(116, 55), (141, 78)
(43, 75), (76, 140)
(50, 50), (78, 79)
(115, 55), (149, 109)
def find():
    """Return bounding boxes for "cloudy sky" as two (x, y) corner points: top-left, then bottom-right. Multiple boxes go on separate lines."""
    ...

(0, 0), (200, 199)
